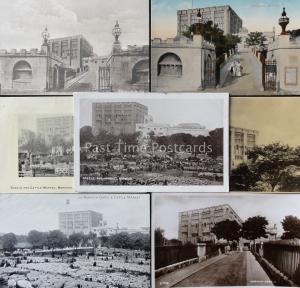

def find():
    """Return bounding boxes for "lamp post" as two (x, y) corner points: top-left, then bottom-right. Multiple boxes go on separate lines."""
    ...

(279, 7), (289, 35)
(112, 20), (122, 44)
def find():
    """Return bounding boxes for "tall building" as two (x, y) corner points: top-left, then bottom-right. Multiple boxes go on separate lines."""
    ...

(178, 204), (243, 244)
(48, 35), (93, 72)
(177, 6), (242, 36)
(59, 210), (104, 237)
(92, 102), (148, 136)
(37, 116), (74, 145)
(230, 127), (259, 170)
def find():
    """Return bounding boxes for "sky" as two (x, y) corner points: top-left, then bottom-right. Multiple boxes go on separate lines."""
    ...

(0, 194), (150, 235)
(152, 0), (300, 39)
(154, 193), (300, 240)
(231, 97), (300, 147)
(0, 0), (149, 56)
(80, 95), (225, 131)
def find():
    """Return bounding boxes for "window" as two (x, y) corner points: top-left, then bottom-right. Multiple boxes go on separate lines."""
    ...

(13, 61), (32, 81)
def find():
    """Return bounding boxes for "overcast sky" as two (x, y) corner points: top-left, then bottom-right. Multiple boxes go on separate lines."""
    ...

(0, 194), (150, 235)
(79, 94), (225, 131)
(231, 97), (300, 147)
(152, 0), (300, 39)
(0, 0), (149, 55)
(154, 194), (300, 240)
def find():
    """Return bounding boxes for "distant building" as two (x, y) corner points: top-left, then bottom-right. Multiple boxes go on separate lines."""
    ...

(230, 127), (258, 170)
(178, 204), (243, 244)
(37, 115), (74, 145)
(59, 210), (104, 237)
(48, 35), (93, 72)
(136, 122), (209, 137)
(92, 225), (150, 237)
(92, 102), (148, 136)
(177, 6), (242, 36)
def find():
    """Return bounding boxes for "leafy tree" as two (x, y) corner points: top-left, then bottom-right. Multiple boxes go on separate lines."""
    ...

(230, 163), (259, 191)
(1, 233), (17, 252)
(69, 233), (85, 248)
(281, 215), (300, 239)
(108, 232), (131, 249)
(80, 126), (95, 145)
(245, 32), (267, 46)
(27, 230), (47, 249)
(155, 228), (166, 246)
(46, 230), (68, 249)
(211, 220), (242, 242)
(242, 216), (268, 244)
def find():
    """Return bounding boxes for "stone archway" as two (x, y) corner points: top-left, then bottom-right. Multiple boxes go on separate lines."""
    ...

(13, 60), (32, 81)
(157, 53), (182, 77)
(132, 59), (149, 84)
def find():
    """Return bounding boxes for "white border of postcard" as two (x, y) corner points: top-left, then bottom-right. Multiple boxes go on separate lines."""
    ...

(74, 92), (229, 193)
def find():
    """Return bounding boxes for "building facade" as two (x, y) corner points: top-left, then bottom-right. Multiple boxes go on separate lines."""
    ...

(151, 34), (216, 92)
(92, 102), (148, 136)
(178, 204), (243, 244)
(230, 126), (258, 170)
(59, 210), (104, 237)
(48, 35), (93, 72)
(37, 115), (74, 145)
(177, 6), (242, 36)
(136, 122), (209, 137)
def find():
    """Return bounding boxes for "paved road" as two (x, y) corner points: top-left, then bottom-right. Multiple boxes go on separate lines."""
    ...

(156, 251), (273, 288)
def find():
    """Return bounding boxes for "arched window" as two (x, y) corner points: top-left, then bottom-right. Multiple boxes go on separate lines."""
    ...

(132, 59), (149, 84)
(13, 61), (32, 81)
(157, 53), (182, 77)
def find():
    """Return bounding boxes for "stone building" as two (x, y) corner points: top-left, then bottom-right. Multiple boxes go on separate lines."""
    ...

(178, 204), (243, 244)
(92, 102), (148, 136)
(230, 126), (258, 170)
(151, 33), (216, 92)
(177, 5), (242, 36)
(48, 35), (93, 72)
(266, 9), (300, 93)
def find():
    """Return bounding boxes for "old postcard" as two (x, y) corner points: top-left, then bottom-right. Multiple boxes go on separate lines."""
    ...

(0, 97), (73, 193)
(74, 92), (229, 193)
(151, 0), (300, 95)
(0, 193), (150, 287)
(153, 193), (300, 287)
(0, 0), (149, 95)
(230, 96), (300, 192)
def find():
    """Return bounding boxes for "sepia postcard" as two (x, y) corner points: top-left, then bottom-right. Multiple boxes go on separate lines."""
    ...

(0, 193), (150, 288)
(0, 97), (74, 193)
(74, 92), (229, 193)
(151, 0), (300, 95)
(230, 96), (300, 192)
(0, 0), (149, 95)
(153, 193), (300, 287)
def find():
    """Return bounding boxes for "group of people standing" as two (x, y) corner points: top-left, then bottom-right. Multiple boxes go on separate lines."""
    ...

(229, 60), (243, 77)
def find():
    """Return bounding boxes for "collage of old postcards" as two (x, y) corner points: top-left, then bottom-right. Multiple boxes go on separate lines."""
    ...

(1, 0), (300, 287)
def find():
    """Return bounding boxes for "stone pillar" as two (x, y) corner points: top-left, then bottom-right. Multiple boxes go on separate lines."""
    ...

(197, 243), (206, 262)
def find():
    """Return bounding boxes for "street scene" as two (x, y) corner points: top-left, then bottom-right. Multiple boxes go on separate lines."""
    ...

(154, 194), (300, 287)
(0, 194), (151, 287)
(230, 97), (300, 192)
(151, 0), (300, 94)
(18, 114), (74, 177)
(77, 94), (227, 190)
(0, 0), (149, 94)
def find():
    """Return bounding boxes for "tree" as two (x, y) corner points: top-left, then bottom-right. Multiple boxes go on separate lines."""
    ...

(27, 230), (47, 249)
(69, 233), (85, 248)
(1, 233), (17, 252)
(46, 230), (68, 249)
(80, 126), (95, 145)
(245, 32), (267, 46)
(242, 216), (268, 245)
(155, 228), (166, 246)
(211, 220), (242, 242)
(281, 215), (300, 239)
(230, 163), (259, 191)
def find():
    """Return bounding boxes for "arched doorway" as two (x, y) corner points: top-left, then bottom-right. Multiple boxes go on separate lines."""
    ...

(53, 65), (59, 90)
(203, 54), (215, 88)
(132, 59), (149, 84)
(157, 53), (182, 77)
(13, 61), (32, 81)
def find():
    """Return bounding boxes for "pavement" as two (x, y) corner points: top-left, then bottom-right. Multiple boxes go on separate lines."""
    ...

(155, 251), (273, 288)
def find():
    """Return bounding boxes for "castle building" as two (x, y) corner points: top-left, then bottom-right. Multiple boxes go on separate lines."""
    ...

(92, 102), (148, 136)
(177, 6), (242, 36)
(37, 115), (74, 145)
(59, 210), (104, 237)
(230, 126), (258, 170)
(178, 204), (243, 244)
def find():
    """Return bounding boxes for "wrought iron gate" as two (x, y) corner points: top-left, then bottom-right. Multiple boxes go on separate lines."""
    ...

(98, 66), (112, 92)
(203, 55), (216, 88)
(263, 60), (277, 91)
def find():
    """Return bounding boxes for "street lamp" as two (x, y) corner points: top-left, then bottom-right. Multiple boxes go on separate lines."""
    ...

(41, 26), (50, 46)
(112, 20), (122, 44)
(279, 7), (289, 35)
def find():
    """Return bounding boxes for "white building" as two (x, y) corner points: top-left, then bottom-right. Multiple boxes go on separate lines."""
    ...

(151, 33), (216, 92)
